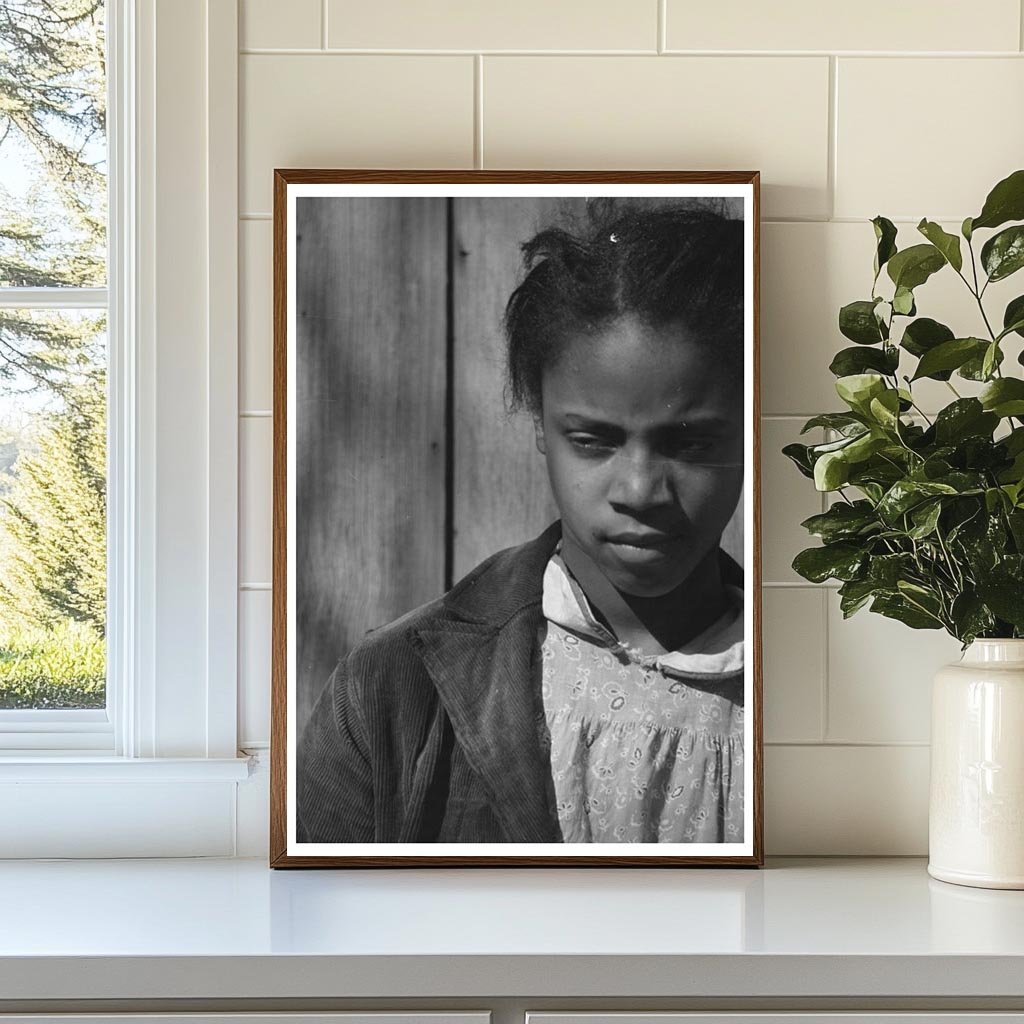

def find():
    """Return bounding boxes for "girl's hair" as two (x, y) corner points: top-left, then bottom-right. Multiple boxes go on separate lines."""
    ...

(503, 198), (744, 415)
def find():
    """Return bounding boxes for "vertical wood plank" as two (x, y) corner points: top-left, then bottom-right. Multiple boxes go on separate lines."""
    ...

(450, 197), (577, 580)
(294, 197), (446, 734)
(451, 197), (745, 582)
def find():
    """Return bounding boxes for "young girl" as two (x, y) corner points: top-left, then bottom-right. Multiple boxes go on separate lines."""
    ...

(297, 199), (746, 845)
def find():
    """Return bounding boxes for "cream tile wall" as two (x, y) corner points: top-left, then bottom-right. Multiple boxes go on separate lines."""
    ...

(236, 0), (1024, 854)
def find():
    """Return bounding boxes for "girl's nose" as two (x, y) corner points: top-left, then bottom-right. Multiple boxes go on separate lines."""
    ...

(608, 450), (674, 512)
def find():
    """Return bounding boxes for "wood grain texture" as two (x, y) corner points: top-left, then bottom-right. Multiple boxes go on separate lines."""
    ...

(451, 196), (569, 579)
(293, 197), (447, 736)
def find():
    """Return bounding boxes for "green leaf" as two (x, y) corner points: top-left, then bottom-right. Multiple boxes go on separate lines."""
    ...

(962, 216), (974, 241)
(933, 399), (999, 445)
(847, 431), (889, 461)
(979, 378), (1024, 418)
(981, 225), (1024, 283)
(800, 500), (879, 543)
(981, 341), (1000, 381)
(911, 338), (988, 381)
(868, 553), (915, 587)
(835, 373), (887, 413)
(908, 500), (942, 539)
(800, 413), (865, 435)
(868, 389), (902, 431)
(877, 479), (958, 524)
(950, 592), (995, 644)
(782, 442), (815, 479)
(959, 344), (1004, 381)
(829, 345), (899, 378)
(872, 216), (898, 277)
(976, 577), (1024, 629)
(900, 317), (955, 366)
(792, 542), (866, 584)
(971, 168), (1024, 232)
(871, 594), (943, 630)
(814, 450), (850, 491)
(838, 578), (879, 618)
(886, 243), (946, 291)
(839, 299), (887, 345)
(892, 286), (916, 316)
(917, 219), (963, 272)
(1002, 295), (1024, 340)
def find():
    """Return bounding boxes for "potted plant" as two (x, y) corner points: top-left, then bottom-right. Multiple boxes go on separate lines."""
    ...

(785, 168), (1024, 889)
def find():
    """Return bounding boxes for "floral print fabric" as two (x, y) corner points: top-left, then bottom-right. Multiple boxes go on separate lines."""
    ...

(538, 551), (745, 844)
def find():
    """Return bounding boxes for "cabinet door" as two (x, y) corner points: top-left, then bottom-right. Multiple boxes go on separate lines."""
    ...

(528, 1015), (1024, 1024)
(0, 1014), (489, 1024)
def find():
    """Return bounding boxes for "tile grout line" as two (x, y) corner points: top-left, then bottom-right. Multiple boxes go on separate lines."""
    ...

(821, 587), (831, 743)
(657, 0), (666, 53)
(237, 47), (1024, 57)
(321, 0), (328, 50)
(827, 55), (838, 221)
(766, 741), (931, 748)
(1021, 0), (1024, 51)
(474, 55), (484, 169)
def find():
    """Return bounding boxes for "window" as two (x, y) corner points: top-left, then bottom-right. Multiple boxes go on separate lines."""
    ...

(0, 0), (110, 749)
(0, 0), (247, 858)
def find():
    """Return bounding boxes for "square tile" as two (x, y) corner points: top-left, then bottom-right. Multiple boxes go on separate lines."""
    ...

(240, 220), (272, 412)
(666, 0), (1020, 52)
(762, 587), (825, 742)
(328, 0), (656, 50)
(241, 0), (321, 49)
(827, 596), (962, 743)
(483, 56), (830, 219)
(241, 55), (474, 213)
(240, 416), (272, 586)
(836, 59), (1024, 221)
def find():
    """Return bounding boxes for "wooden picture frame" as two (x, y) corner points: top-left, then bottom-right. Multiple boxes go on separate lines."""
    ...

(271, 170), (762, 867)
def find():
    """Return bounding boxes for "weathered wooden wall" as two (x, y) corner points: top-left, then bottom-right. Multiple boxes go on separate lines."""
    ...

(295, 197), (447, 731)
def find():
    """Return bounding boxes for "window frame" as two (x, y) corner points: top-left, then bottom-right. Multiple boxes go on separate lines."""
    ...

(0, 0), (248, 857)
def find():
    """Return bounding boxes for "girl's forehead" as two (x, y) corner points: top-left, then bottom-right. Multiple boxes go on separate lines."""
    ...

(543, 316), (740, 418)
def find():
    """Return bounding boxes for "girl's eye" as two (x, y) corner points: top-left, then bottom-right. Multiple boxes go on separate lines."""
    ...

(567, 433), (616, 454)
(666, 439), (715, 456)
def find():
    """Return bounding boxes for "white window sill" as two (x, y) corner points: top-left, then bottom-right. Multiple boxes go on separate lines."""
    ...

(0, 754), (252, 782)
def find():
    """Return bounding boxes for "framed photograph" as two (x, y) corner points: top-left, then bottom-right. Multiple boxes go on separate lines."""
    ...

(270, 170), (762, 867)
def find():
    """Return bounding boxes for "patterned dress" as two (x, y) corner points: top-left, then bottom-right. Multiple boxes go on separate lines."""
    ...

(537, 549), (745, 844)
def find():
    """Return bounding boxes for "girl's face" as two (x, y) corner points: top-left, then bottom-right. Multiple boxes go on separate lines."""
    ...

(535, 313), (744, 599)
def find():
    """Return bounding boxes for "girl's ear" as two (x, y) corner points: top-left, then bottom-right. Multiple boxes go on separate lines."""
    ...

(532, 413), (547, 455)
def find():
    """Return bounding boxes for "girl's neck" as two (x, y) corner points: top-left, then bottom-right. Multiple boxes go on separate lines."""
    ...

(560, 537), (728, 657)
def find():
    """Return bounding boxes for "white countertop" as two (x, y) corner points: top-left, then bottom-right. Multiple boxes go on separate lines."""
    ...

(2, 856), (1024, 1002)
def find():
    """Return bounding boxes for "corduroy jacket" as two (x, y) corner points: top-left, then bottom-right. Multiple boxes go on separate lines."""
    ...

(296, 519), (743, 844)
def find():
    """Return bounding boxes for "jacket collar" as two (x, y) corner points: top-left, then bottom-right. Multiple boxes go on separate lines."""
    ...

(409, 520), (744, 843)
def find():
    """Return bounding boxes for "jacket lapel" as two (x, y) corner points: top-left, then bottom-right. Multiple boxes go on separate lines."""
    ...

(409, 521), (563, 843)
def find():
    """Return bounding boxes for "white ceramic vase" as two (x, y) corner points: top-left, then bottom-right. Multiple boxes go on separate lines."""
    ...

(929, 639), (1024, 889)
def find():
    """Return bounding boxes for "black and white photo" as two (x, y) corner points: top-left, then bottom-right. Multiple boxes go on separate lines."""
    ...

(272, 172), (762, 867)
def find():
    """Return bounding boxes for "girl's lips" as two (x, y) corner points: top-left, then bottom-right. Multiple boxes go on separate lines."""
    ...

(605, 534), (685, 561)
(605, 532), (683, 549)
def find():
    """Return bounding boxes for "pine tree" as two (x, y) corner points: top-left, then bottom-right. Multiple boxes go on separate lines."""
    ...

(0, 0), (106, 649)
(0, 0), (106, 394)
(0, 369), (105, 633)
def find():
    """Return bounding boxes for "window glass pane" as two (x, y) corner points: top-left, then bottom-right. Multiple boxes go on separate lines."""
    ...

(0, 308), (105, 709)
(0, 1), (107, 288)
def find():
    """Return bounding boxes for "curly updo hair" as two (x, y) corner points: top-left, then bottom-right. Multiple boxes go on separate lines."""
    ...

(503, 198), (744, 416)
